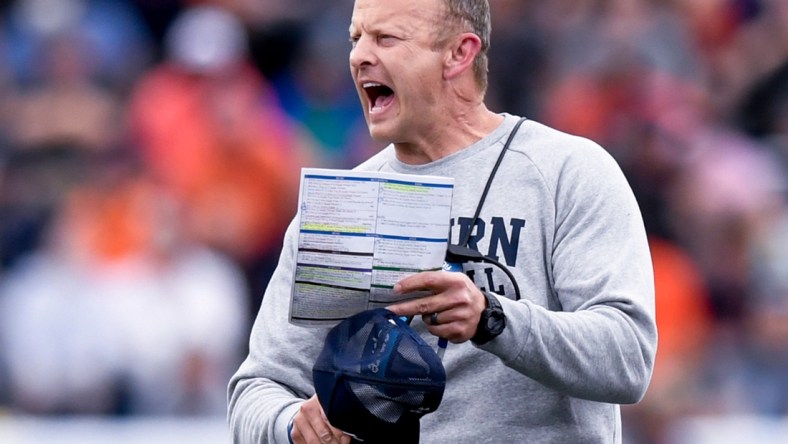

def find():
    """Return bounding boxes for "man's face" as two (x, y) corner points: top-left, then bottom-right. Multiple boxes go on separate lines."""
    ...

(349, 0), (449, 144)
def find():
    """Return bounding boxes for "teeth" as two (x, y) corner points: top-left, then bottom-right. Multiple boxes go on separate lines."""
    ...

(363, 82), (382, 89)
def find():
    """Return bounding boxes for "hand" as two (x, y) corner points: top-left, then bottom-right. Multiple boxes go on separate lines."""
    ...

(289, 395), (351, 444)
(387, 270), (486, 343)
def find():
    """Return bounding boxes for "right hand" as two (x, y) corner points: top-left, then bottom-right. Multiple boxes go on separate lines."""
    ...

(289, 395), (351, 444)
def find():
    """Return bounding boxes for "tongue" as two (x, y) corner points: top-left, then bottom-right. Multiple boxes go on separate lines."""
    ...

(373, 93), (394, 110)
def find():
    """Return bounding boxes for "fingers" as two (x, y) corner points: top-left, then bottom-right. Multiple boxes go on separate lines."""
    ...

(388, 271), (480, 318)
(386, 271), (486, 343)
(386, 295), (438, 318)
(388, 271), (456, 317)
(393, 270), (450, 296)
(420, 308), (472, 343)
(290, 395), (349, 444)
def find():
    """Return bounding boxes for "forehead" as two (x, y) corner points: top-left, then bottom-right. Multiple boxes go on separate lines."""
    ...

(350, 0), (445, 33)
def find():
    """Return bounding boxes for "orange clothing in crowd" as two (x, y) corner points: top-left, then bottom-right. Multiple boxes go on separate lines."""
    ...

(127, 62), (307, 262)
(648, 236), (714, 396)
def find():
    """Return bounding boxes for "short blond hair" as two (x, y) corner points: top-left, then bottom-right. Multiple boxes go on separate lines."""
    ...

(435, 0), (491, 92)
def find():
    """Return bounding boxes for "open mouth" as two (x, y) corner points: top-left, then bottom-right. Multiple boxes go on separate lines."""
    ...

(363, 82), (395, 113)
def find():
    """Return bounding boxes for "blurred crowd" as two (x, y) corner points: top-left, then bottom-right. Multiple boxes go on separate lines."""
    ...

(0, 0), (785, 442)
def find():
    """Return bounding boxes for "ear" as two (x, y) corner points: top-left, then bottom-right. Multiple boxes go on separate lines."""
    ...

(443, 33), (482, 81)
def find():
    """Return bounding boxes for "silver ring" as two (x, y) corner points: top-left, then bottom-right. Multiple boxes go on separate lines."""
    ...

(430, 312), (439, 325)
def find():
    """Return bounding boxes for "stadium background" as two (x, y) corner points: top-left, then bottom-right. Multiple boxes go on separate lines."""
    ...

(0, 0), (786, 442)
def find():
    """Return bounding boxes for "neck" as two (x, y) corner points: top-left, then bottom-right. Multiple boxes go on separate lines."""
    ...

(394, 105), (504, 165)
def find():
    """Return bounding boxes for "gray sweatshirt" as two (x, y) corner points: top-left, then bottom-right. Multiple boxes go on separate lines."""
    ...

(228, 114), (657, 443)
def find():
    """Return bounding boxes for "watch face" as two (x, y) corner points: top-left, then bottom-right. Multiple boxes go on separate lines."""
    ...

(473, 293), (506, 345)
(484, 309), (505, 334)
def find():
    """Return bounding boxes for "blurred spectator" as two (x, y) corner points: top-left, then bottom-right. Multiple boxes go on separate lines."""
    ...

(207, 0), (345, 82)
(733, 17), (788, 417)
(739, 58), (788, 173)
(0, 155), (248, 415)
(0, 143), (88, 270)
(666, 129), (784, 320)
(126, 4), (312, 315)
(274, 5), (380, 168)
(524, 0), (788, 437)
(485, 0), (549, 117)
(541, 0), (703, 148)
(623, 237), (714, 444)
(662, 122), (787, 422)
(3, 30), (122, 152)
(0, 0), (131, 272)
(677, 0), (786, 118)
(746, 201), (788, 416)
(1, 0), (152, 91)
(127, 0), (182, 59)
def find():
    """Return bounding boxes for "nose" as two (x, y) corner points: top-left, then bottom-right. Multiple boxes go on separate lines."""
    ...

(349, 35), (375, 70)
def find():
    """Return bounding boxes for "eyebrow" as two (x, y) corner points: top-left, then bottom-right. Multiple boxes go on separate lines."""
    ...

(349, 20), (417, 40)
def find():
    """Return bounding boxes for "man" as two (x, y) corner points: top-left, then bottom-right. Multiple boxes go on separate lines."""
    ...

(228, 0), (657, 442)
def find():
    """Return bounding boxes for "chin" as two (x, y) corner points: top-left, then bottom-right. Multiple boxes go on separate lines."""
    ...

(366, 121), (397, 144)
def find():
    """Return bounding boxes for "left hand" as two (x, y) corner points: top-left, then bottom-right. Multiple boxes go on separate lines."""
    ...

(289, 395), (351, 444)
(387, 270), (486, 343)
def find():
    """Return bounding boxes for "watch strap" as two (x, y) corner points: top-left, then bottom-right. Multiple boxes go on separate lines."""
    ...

(472, 291), (506, 345)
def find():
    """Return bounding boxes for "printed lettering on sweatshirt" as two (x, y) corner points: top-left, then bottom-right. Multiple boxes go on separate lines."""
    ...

(449, 216), (525, 300)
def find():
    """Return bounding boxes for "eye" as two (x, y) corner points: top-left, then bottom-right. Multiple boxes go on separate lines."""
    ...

(377, 34), (397, 45)
(349, 35), (359, 48)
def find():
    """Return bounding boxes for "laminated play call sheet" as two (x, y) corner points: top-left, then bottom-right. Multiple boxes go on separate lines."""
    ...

(289, 168), (454, 326)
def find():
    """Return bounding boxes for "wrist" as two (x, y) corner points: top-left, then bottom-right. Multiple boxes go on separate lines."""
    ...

(471, 291), (506, 345)
(287, 412), (296, 444)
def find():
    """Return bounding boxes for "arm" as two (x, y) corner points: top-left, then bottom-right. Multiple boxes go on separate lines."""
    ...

(390, 144), (656, 404)
(495, 144), (657, 404)
(227, 221), (348, 443)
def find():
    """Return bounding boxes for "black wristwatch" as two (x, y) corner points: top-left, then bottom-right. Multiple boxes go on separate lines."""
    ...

(472, 291), (506, 345)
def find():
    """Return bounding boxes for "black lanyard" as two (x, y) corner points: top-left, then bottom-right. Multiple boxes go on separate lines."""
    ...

(446, 116), (527, 300)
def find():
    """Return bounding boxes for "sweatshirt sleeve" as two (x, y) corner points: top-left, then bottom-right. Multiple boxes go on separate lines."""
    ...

(481, 140), (657, 404)
(227, 218), (328, 443)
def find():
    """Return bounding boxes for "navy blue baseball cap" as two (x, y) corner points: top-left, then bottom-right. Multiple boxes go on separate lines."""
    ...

(312, 308), (446, 443)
